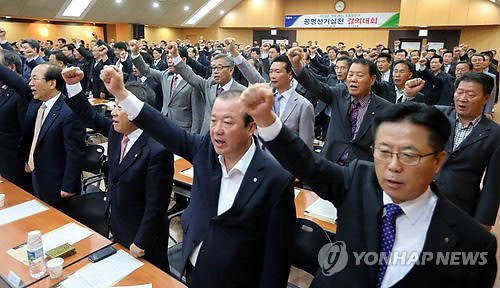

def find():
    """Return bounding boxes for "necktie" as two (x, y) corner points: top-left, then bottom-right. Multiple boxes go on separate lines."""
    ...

(339, 100), (361, 163)
(216, 85), (224, 97)
(377, 203), (404, 288)
(170, 75), (177, 97)
(119, 134), (129, 163)
(273, 92), (283, 117)
(28, 103), (47, 171)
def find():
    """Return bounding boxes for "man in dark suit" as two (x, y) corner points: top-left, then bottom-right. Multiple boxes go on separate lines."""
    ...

(287, 47), (393, 164)
(372, 60), (428, 104)
(433, 72), (500, 230)
(100, 65), (295, 288)
(152, 48), (168, 71)
(61, 66), (172, 271)
(89, 45), (112, 99)
(126, 52), (163, 112)
(0, 50), (29, 188)
(419, 55), (455, 106)
(442, 51), (456, 79)
(0, 63), (85, 207)
(377, 53), (394, 84)
(309, 46), (337, 77)
(73, 40), (94, 92)
(241, 84), (496, 287)
(21, 40), (45, 80)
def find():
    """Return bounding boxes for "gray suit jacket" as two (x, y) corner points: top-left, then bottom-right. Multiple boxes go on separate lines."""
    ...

(132, 55), (205, 133)
(434, 106), (500, 225)
(174, 59), (246, 134)
(236, 56), (315, 148)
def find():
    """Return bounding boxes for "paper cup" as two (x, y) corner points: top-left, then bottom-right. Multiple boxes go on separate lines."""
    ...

(0, 194), (4, 207)
(46, 257), (64, 279)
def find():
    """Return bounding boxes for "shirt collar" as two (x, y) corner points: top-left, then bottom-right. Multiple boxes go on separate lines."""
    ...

(124, 128), (143, 144)
(351, 93), (371, 108)
(220, 78), (234, 91)
(382, 186), (436, 225)
(456, 114), (482, 129)
(173, 73), (183, 82)
(275, 86), (293, 101)
(43, 92), (61, 111)
(139, 76), (147, 82)
(218, 138), (256, 177)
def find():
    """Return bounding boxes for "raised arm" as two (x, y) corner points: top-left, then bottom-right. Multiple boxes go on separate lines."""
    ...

(129, 40), (163, 84)
(0, 63), (32, 103)
(225, 38), (266, 84)
(62, 67), (112, 137)
(168, 42), (209, 92)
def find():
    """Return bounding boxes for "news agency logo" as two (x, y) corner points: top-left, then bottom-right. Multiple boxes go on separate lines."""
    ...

(317, 241), (348, 276)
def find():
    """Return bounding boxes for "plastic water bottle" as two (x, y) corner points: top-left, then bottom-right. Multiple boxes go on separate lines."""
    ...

(27, 230), (46, 278)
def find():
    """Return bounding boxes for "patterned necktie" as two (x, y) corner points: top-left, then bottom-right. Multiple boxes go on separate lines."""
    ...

(28, 103), (47, 171)
(273, 92), (283, 117)
(216, 85), (224, 97)
(350, 99), (361, 139)
(170, 75), (177, 97)
(119, 134), (129, 163)
(377, 203), (404, 288)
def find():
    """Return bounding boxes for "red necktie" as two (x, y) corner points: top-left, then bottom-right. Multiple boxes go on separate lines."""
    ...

(170, 75), (177, 97)
(119, 134), (129, 163)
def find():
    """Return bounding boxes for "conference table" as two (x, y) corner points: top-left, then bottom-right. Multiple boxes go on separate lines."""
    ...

(172, 158), (337, 233)
(0, 177), (185, 288)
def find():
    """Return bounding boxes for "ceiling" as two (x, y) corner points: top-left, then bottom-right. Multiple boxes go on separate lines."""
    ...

(1, 0), (243, 27)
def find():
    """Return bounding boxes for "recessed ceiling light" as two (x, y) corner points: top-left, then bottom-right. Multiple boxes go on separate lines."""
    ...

(153, 2), (159, 8)
(5, 16), (11, 18)
(184, 0), (223, 25)
(219, 10), (224, 15)
(115, 0), (122, 3)
(61, 0), (94, 17)
(184, 5), (190, 11)
(490, 0), (496, 3)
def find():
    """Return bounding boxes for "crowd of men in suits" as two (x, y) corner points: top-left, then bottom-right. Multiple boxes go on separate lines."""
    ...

(0, 25), (499, 287)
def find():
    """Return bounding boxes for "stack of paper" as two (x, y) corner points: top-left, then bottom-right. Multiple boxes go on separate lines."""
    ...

(304, 198), (337, 224)
(180, 167), (194, 178)
(0, 200), (48, 225)
(61, 250), (144, 288)
(294, 189), (301, 199)
(173, 154), (182, 161)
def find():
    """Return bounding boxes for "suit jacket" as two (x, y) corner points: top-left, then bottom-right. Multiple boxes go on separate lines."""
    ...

(89, 58), (112, 98)
(131, 103), (296, 288)
(264, 125), (497, 288)
(174, 59), (246, 135)
(235, 56), (315, 147)
(65, 89), (173, 271)
(295, 67), (393, 162)
(372, 81), (427, 104)
(434, 106), (500, 225)
(0, 64), (85, 204)
(420, 69), (454, 106)
(310, 55), (335, 77)
(0, 85), (28, 186)
(308, 71), (340, 116)
(22, 56), (45, 80)
(152, 59), (168, 71)
(126, 74), (164, 111)
(132, 55), (205, 133)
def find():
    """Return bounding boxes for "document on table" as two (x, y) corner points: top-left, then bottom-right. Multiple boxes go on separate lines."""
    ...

(304, 198), (337, 224)
(173, 154), (182, 161)
(7, 222), (94, 265)
(180, 167), (194, 178)
(114, 285), (152, 288)
(61, 250), (144, 288)
(0, 200), (48, 225)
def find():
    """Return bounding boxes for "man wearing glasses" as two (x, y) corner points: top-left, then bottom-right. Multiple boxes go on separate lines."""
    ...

(240, 83), (496, 287)
(167, 42), (246, 134)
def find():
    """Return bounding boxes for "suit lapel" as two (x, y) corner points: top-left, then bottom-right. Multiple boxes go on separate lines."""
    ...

(109, 132), (122, 170)
(339, 93), (352, 139)
(219, 143), (265, 218)
(355, 94), (377, 141)
(365, 185), (384, 281)
(453, 117), (490, 153)
(118, 132), (147, 175)
(280, 92), (298, 123)
(0, 88), (10, 107)
(208, 152), (223, 217)
(170, 79), (188, 103)
(36, 95), (62, 146)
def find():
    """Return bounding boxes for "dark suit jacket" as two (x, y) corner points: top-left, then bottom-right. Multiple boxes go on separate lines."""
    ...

(126, 74), (163, 111)
(0, 64), (85, 204)
(264, 125), (497, 288)
(152, 59), (168, 71)
(65, 89), (173, 270)
(131, 103), (296, 288)
(0, 85), (28, 186)
(89, 58), (112, 99)
(434, 106), (500, 225)
(22, 56), (45, 80)
(310, 55), (335, 77)
(295, 67), (393, 162)
(420, 69), (454, 106)
(372, 81), (427, 104)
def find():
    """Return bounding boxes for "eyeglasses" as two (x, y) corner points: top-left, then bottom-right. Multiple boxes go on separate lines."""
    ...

(211, 65), (231, 71)
(29, 76), (46, 82)
(372, 146), (436, 166)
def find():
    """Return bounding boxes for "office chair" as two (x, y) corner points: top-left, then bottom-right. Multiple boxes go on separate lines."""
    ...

(63, 191), (108, 237)
(165, 209), (186, 283)
(288, 218), (333, 288)
(81, 144), (106, 193)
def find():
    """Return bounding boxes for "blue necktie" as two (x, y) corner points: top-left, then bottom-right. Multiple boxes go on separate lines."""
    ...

(273, 92), (283, 117)
(377, 203), (404, 288)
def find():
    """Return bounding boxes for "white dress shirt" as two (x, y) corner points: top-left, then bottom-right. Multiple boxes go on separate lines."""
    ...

(219, 78), (234, 92)
(139, 76), (147, 83)
(274, 86), (293, 117)
(381, 70), (391, 82)
(121, 128), (143, 157)
(258, 117), (437, 288)
(41, 93), (61, 124)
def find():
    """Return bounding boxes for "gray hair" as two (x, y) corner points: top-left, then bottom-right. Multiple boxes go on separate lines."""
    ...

(212, 53), (234, 68)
